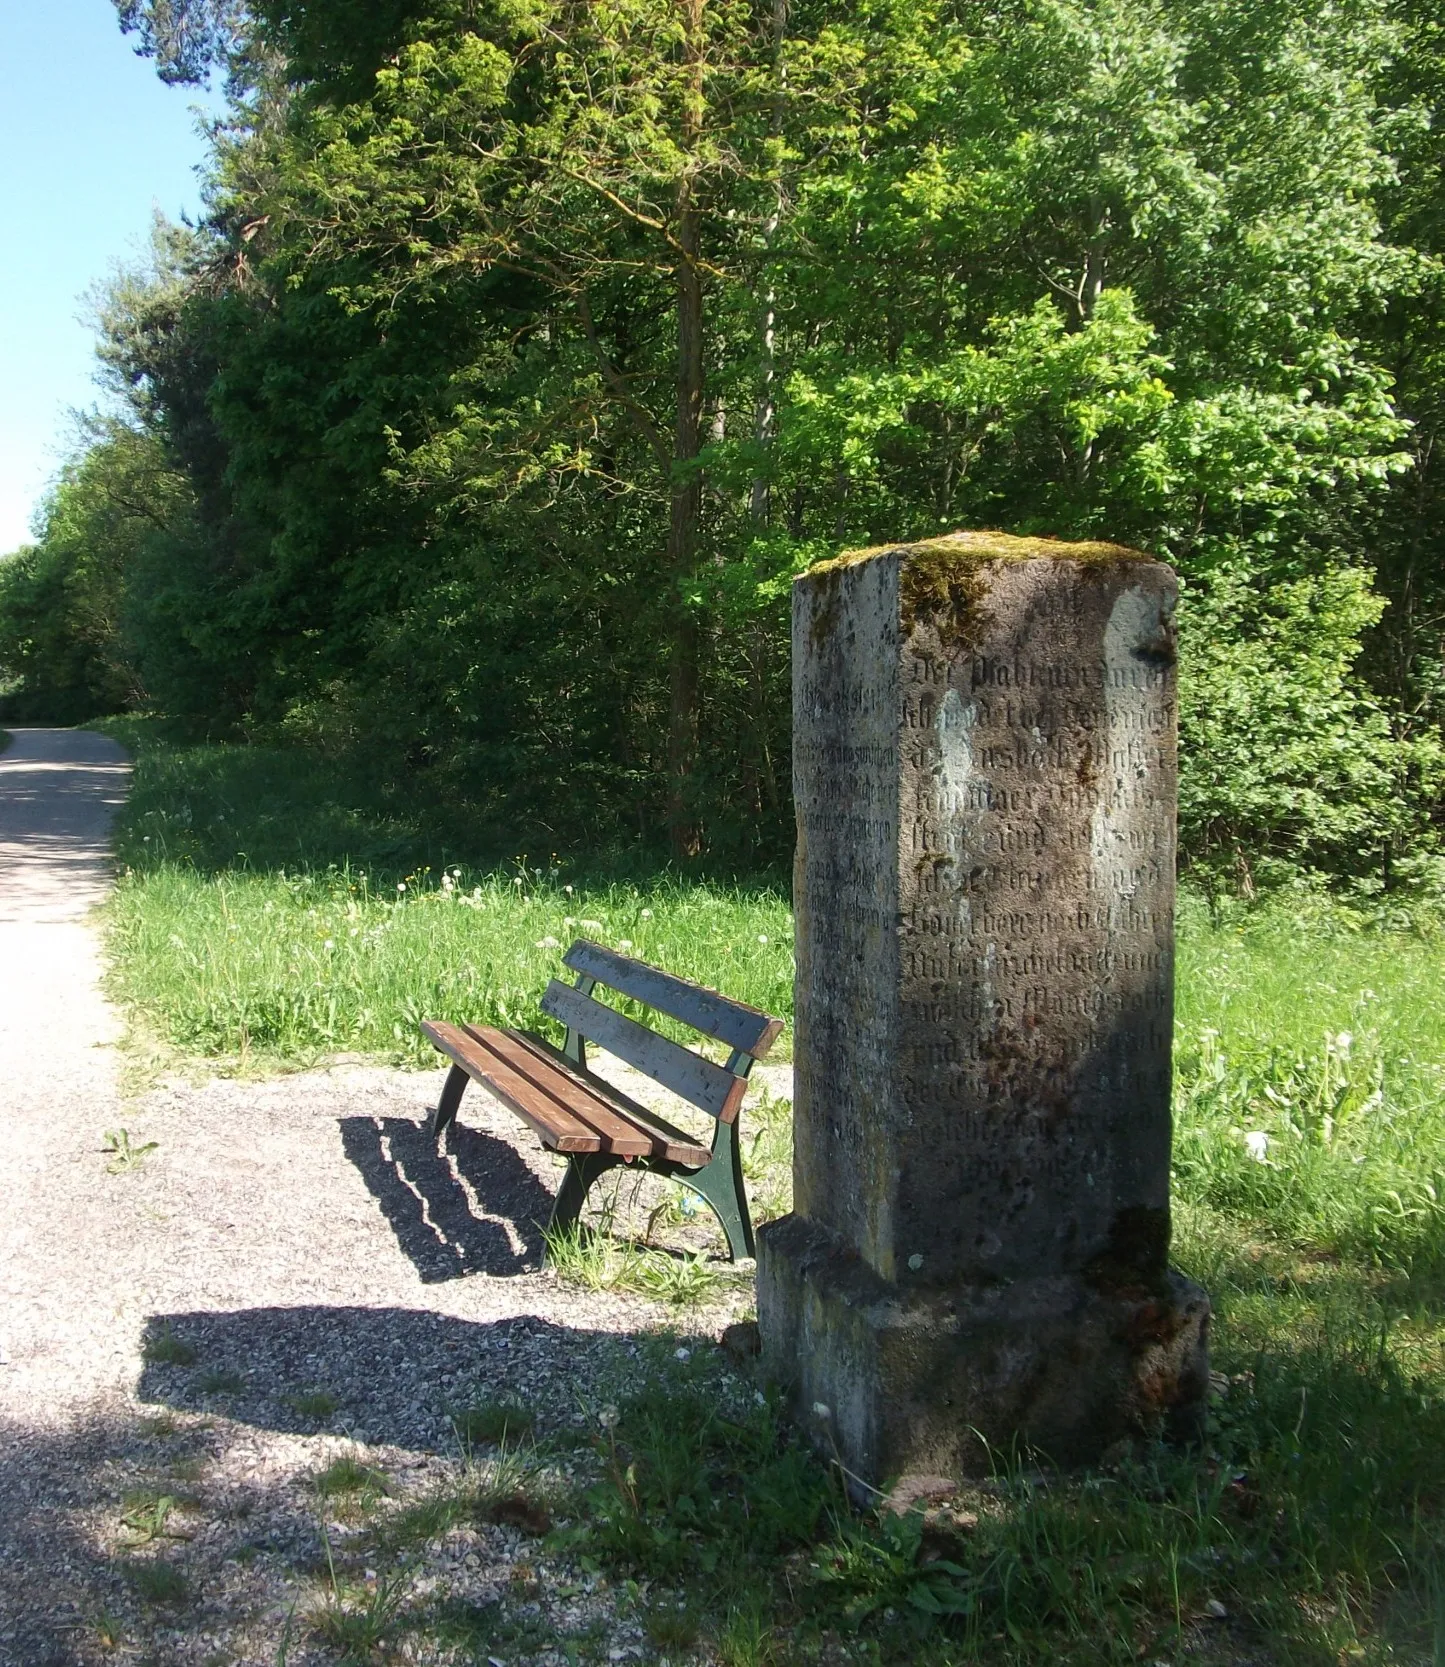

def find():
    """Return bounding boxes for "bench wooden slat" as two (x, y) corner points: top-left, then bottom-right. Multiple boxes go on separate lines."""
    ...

(500, 1028), (713, 1167)
(421, 1021), (620, 1154)
(564, 939), (784, 1061)
(467, 1026), (662, 1158)
(541, 980), (748, 1123)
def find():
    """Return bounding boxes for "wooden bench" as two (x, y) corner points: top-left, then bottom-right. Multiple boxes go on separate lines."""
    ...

(420, 940), (784, 1261)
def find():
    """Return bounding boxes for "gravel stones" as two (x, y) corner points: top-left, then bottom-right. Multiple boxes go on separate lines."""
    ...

(0, 730), (768, 1664)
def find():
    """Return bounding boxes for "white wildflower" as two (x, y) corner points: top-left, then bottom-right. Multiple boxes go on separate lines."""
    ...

(640, 908), (653, 919)
(1244, 1131), (1270, 1163)
(535, 936), (561, 950)
(674, 1347), (690, 1362)
(618, 939), (633, 951)
(580, 919), (604, 931)
(811, 1401), (831, 1420)
(564, 883), (574, 895)
(324, 939), (335, 951)
(758, 934), (769, 945)
(597, 1405), (619, 1430)
(396, 882), (406, 893)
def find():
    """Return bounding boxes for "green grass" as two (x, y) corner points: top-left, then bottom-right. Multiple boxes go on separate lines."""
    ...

(141, 1325), (196, 1367)
(196, 1367), (245, 1396)
(118, 1558), (188, 1606)
(284, 1389), (339, 1423)
(99, 720), (792, 1068)
(450, 1398), (535, 1448)
(537, 1314), (1445, 1665)
(313, 1456), (391, 1501)
(91, 723), (1445, 1662)
(1174, 890), (1445, 1278)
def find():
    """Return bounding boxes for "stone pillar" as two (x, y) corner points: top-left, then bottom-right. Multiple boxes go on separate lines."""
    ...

(758, 531), (1209, 1485)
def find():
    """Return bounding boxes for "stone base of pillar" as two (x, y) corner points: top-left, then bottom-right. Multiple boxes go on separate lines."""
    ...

(758, 1214), (1210, 1489)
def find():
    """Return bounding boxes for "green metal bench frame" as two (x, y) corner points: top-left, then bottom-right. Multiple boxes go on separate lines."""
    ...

(422, 941), (784, 1261)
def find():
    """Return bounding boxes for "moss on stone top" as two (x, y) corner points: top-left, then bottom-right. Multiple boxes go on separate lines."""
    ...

(803, 529), (1156, 648)
(804, 528), (1151, 579)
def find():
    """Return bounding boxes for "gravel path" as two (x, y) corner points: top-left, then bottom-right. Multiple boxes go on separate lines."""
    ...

(0, 729), (766, 1667)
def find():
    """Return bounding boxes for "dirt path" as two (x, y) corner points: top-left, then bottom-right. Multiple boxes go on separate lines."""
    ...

(0, 729), (759, 1667)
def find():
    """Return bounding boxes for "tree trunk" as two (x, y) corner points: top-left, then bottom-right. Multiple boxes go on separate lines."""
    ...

(666, 0), (707, 860)
(750, 0), (788, 526)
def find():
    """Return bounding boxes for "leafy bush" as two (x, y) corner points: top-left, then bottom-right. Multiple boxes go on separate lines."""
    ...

(1179, 565), (1444, 893)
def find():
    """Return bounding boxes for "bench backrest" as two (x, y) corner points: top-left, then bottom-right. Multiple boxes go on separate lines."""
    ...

(539, 939), (784, 1124)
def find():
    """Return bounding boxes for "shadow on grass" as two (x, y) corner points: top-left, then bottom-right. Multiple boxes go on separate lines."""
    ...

(338, 1115), (552, 1281)
(123, 1298), (1445, 1663)
(6, 1297), (1443, 1664)
(98, 716), (789, 887)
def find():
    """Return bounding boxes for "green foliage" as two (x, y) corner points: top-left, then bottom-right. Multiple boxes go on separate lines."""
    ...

(101, 723), (792, 1066)
(101, 1127), (159, 1173)
(554, 1286), (1445, 1662)
(1173, 890), (1445, 1274)
(450, 1400), (534, 1448)
(306, 1525), (409, 1663)
(3, 0), (1434, 884)
(118, 1490), (184, 1548)
(118, 1557), (188, 1606)
(0, 424), (183, 723)
(574, 1384), (833, 1579)
(284, 1388), (339, 1421)
(141, 1325), (197, 1367)
(196, 1367), (246, 1394)
(1180, 565), (1445, 889)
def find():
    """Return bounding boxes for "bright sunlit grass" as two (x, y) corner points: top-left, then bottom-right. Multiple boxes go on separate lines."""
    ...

(105, 862), (793, 1067)
(92, 722), (1445, 1661)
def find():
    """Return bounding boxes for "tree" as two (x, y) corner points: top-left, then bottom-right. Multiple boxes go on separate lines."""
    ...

(84, 0), (1444, 880)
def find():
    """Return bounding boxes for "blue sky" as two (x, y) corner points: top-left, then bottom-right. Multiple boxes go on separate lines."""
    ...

(0, 0), (219, 552)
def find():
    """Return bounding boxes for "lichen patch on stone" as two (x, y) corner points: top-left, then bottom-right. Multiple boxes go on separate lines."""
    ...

(805, 527), (1152, 580)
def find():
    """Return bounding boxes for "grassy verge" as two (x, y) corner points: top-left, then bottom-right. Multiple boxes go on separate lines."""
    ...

(250, 1299), (1444, 1666)
(94, 722), (1445, 1661)
(97, 719), (792, 1068)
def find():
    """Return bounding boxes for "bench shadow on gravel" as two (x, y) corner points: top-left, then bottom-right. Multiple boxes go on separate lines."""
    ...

(338, 1115), (554, 1280)
(136, 1308), (649, 1453)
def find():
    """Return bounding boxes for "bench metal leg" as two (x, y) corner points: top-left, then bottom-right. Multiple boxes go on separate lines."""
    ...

(430, 1064), (469, 1142)
(676, 1119), (755, 1261)
(548, 1152), (623, 1241)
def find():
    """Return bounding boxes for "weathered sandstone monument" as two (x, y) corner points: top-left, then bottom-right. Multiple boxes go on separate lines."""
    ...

(758, 531), (1209, 1485)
